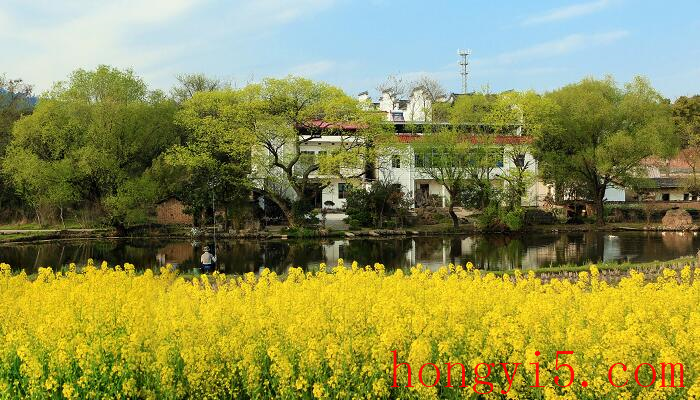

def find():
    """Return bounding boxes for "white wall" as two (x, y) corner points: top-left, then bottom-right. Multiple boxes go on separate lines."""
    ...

(604, 186), (626, 202)
(321, 179), (347, 209)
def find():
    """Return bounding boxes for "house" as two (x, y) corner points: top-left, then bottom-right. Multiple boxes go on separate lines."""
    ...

(156, 197), (192, 225)
(254, 89), (553, 215)
(359, 87), (448, 123)
(293, 121), (552, 210)
(625, 149), (699, 202)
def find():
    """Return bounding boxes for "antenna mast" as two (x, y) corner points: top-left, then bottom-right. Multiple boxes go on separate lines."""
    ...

(457, 49), (471, 94)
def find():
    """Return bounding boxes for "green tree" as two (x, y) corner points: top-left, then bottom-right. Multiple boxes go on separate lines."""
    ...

(449, 92), (496, 130)
(673, 95), (700, 146)
(242, 77), (394, 227)
(485, 90), (558, 210)
(412, 129), (470, 227)
(0, 75), (35, 219)
(673, 96), (700, 193)
(344, 179), (410, 228)
(167, 89), (253, 228)
(534, 76), (676, 225)
(170, 73), (226, 103)
(0, 75), (34, 155)
(4, 65), (178, 226)
(2, 152), (76, 226)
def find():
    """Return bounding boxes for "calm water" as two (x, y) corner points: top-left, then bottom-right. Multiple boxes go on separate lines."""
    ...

(1, 231), (699, 274)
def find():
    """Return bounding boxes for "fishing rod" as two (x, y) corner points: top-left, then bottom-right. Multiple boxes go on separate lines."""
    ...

(212, 189), (217, 271)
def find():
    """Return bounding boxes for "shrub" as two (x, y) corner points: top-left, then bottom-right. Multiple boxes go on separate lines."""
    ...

(344, 181), (410, 228)
(502, 207), (525, 231)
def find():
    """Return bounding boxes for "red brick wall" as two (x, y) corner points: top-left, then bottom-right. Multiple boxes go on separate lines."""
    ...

(156, 198), (192, 225)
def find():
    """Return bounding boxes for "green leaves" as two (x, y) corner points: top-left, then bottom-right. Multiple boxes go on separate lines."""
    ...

(534, 76), (677, 223)
(2, 65), (178, 225)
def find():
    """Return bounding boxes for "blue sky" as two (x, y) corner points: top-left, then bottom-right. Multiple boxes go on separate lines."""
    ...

(2, 0), (699, 99)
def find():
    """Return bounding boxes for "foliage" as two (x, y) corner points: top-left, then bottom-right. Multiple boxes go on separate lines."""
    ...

(344, 180), (410, 228)
(534, 76), (677, 224)
(170, 73), (226, 103)
(2, 65), (178, 226)
(499, 145), (536, 211)
(103, 170), (161, 227)
(448, 91), (496, 129)
(673, 95), (700, 147)
(238, 76), (394, 227)
(168, 90), (254, 227)
(0, 75), (34, 219)
(501, 206), (525, 231)
(412, 128), (473, 227)
(0, 261), (698, 398)
(0, 75), (34, 156)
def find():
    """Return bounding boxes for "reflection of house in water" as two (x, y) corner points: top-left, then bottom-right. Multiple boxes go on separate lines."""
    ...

(602, 235), (622, 262)
(322, 240), (345, 262)
(661, 231), (694, 254)
(155, 243), (194, 267)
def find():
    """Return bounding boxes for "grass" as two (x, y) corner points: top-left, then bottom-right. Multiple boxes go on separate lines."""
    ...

(0, 220), (91, 230)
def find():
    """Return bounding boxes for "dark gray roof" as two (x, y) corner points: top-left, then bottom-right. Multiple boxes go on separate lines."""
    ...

(651, 177), (682, 189)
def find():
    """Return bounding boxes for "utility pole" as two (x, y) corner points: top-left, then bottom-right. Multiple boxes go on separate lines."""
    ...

(458, 49), (471, 94)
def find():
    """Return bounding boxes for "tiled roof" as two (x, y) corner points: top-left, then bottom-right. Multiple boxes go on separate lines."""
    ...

(636, 177), (683, 189)
(397, 134), (532, 145)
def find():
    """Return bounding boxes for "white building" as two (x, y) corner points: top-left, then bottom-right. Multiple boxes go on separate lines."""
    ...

(292, 123), (551, 210)
(359, 87), (445, 123)
(254, 91), (552, 214)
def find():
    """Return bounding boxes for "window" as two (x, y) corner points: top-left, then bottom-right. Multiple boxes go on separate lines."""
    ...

(662, 193), (670, 201)
(414, 154), (424, 168)
(684, 193), (690, 201)
(514, 153), (526, 168)
(391, 155), (401, 168)
(338, 183), (349, 199)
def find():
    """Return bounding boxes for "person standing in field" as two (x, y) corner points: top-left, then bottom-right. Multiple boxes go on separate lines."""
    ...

(200, 246), (216, 272)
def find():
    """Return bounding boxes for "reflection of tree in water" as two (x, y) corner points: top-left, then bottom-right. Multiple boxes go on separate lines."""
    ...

(279, 240), (324, 271)
(662, 232), (692, 256)
(413, 237), (444, 261)
(214, 240), (326, 275)
(2, 232), (700, 275)
(340, 238), (414, 269)
(468, 235), (526, 270)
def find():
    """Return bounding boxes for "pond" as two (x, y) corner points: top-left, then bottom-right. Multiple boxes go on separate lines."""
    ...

(1, 231), (699, 274)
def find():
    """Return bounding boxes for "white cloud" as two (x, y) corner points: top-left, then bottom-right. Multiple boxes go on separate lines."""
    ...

(0, 0), (339, 92)
(522, 0), (611, 26)
(477, 30), (629, 66)
(288, 60), (336, 77)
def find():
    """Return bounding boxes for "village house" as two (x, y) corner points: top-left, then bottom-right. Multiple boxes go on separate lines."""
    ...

(626, 149), (700, 202)
(287, 88), (555, 210)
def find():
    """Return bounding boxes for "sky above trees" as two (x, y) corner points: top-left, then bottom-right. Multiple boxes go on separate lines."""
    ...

(2, 0), (699, 99)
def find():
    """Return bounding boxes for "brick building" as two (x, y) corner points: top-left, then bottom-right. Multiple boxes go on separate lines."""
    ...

(156, 197), (192, 225)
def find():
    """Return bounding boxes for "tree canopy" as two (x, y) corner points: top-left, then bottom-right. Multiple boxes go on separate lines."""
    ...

(2, 65), (179, 226)
(534, 76), (676, 224)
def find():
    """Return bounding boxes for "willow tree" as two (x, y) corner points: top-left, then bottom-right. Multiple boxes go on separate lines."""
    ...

(534, 76), (676, 224)
(412, 129), (470, 227)
(412, 129), (503, 228)
(3, 65), (178, 227)
(167, 89), (255, 228)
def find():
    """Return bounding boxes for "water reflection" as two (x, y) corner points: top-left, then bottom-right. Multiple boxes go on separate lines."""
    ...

(1, 231), (698, 274)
